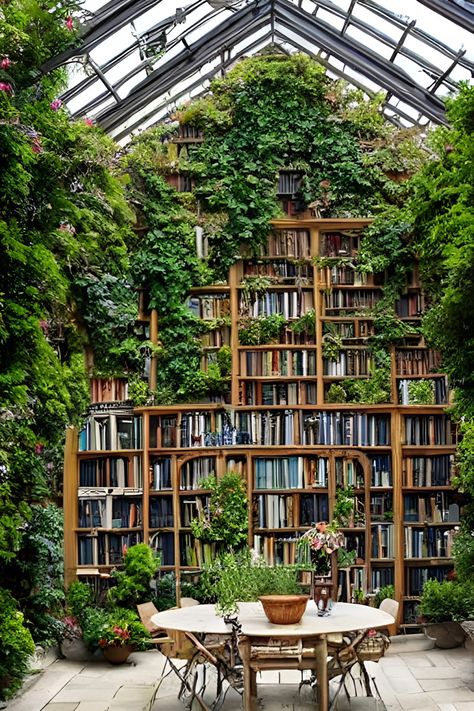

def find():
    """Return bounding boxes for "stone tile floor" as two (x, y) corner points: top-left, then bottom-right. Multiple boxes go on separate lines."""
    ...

(4, 639), (474, 711)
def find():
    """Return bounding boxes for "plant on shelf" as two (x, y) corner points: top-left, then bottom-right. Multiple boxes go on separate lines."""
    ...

(407, 379), (435, 405)
(289, 309), (316, 337)
(322, 323), (343, 361)
(333, 487), (365, 528)
(326, 383), (347, 404)
(352, 588), (366, 604)
(240, 275), (278, 306)
(238, 314), (287, 345)
(190, 471), (248, 551)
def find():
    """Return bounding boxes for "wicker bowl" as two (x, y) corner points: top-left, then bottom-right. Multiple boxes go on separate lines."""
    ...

(259, 595), (309, 625)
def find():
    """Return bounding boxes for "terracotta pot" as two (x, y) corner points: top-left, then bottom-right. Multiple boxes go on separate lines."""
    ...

(259, 595), (309, 625)
(102, 644), (134, 664)
(423, 621), (465, 649)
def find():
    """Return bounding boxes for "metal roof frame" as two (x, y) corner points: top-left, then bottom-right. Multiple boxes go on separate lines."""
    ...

(40, 0), (474, 137)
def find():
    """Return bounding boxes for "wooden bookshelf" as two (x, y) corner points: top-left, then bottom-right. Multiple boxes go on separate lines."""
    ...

(63, 218), (459, 628)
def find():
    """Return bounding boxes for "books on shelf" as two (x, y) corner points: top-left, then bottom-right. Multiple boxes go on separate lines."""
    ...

(180, 457), (216, 490)
(403, 493), (459, 523)
(79, 413), (142, 451)
(371, 523), (394, 558)
(319, 231), (362, 258)
(403, 415), (454, 446)
(371, 567), (394, 590)
(78, 495), (142, 529)
(241, 349), (316, 377)
(255, 494), (295, 528)
(200, 326), (230, 348)
(257, 229), (311, 258)
(324, 265), (368, 286)
(335, 457), (365, 488)
(79, 456), (141, 488)
(242, 290), (314, 319)
(241, 381), (317, 406)
(150, 497), (174, 528)
(243, 260), (313, 284)
(405, 565), (453, 596)
(78, 532), (142, 566)
(150, 532), (175, 566)
(179, 534), (215, 567)
(396, 293), (424, 318)
(403, 455), (453, 487)
(254, 456), (328, 489)
(150, 457), (172, 490)
(300, 494), (329, 526)
(370, 455), (392, 487)
(253, 534), (301, 566)
(323, 289), (381, 313)
(370, 492), (393, 521)
(180, 495), (210, 527)
(302, 411), (390, 446)
(404, 526), (456, 558)
(323, 349), (372, 377)
(187, 294), (230, 320)
(396, 349), (441, 376)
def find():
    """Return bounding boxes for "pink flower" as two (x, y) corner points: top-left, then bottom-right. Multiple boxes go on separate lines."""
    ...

(0, 57), (12, 69)
(65, 16), (74, 30)
(31, 138), (43, 154)
(0, 82), (12, 92)
(39, 319), (49, 332)
(50, 99), (62, 111)
(35, 443), (44, 454)
(84, 117), (94, 126)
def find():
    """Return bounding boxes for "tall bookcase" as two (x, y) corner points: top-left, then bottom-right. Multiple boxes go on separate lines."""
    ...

(64, 218), (459, 629)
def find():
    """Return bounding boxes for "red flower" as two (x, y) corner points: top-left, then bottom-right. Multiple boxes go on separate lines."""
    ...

(0, 58), (12, 69)
(84, 117), (94, 126)
(65, 16), (74, 30)
(0, 82), (12, 92)
(35, 443), (44, 454)
(50, 99), (63, 111)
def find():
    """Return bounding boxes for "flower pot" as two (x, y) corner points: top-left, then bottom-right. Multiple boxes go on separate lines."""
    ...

(259, 595), (309, 625)
(102, 644), (134, 664)
(422, 621), (465, 649)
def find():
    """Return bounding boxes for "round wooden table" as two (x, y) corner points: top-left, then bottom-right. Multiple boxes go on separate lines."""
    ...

(152, 601), (395, 710)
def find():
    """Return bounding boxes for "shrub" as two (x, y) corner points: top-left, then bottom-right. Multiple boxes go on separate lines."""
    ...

(107, 544), (158, 608)
(0, 589), (35, 700)
(419, 579), (474, 623)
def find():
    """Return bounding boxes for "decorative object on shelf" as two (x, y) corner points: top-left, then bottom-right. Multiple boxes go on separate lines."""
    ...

(258, 594), (309, 625)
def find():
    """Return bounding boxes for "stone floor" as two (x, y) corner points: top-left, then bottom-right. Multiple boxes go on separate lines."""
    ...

(4, 638), (474, 711)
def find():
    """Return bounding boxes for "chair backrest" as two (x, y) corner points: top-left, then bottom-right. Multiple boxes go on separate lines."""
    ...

(379, 598), (399, 622)
(137, 601), (161, 635)
(180, 597), (200, 608)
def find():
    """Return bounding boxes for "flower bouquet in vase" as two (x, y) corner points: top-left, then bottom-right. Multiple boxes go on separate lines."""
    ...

(299, 521), (345, 616)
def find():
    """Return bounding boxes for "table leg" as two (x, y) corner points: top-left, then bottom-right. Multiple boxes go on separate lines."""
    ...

(314, 636), (329, 711)
(239, 635), (256, 711)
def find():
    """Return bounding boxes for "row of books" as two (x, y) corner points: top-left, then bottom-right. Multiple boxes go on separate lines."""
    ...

(323, 321), (374, 339)
(240, 381), (317, 406)
(370, 455), (392, 487)
(404, 527), (456, 559)
(325, 265), (369, 286)
(253, 535), (303, 566)
(396, 293), (424, 318)
(338, 567), (366, 601)
(180, 456), (216, 490)
(302, 412), (390, 446)
(405, 565), (452, 596)
(323, 350), (372, 377)
(323, 289), (381, 312)
(398, 377), (448, 405)
(150, 497), (174, 528)
(255, 229), (311, 258)
(403, 415), (454, 446)
(254, 456), (328, 489)
(319, 231), (362, 258)
(402, 455), (453, 487)
(187, 294), (230, 320)
(371, 567), (394, 590)
(78, 496), (142, 529)
(277, 171), (303, 196)
(89, 378), (128, 404)
(243, 290), (314, 319)
(79, 456), (142, 488)
(335, 457), (365, 488)
(371, 524), (394, 559)
(300, 494), (330, 525)
(395, 349), (441, 376)
(403, 494), (460, 523)
(77, 532), (142, 566)
(243, 260), (313, 283)
(255, 494), (296, 529)
(343, 532), (366, 560)
(241, 349), (316, 377)
(150, 458), (172, 490)
(79, 413), (143, 451)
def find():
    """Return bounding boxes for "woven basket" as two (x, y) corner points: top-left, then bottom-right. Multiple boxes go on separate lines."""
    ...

(356, 633), (390, 662)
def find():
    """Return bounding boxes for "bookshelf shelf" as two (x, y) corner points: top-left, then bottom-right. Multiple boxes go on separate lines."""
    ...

(64, 217), (458, 628)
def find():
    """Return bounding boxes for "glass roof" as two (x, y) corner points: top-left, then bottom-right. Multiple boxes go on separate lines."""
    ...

(41, 0), (474, 142)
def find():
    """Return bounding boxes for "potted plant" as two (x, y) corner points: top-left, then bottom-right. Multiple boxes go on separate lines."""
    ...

(82, 608), (150, 664)
(59, 581), (94, 661)
(418, 579), (473, 648)
(198, 550), (307, 624)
